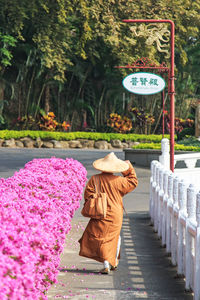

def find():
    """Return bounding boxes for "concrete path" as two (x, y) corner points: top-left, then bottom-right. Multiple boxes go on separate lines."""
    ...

(47, 164), (193, 300)
(0, 148), (193, 299)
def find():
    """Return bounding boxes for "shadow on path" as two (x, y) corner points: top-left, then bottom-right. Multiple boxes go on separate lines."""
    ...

(59, 268), (101, 276)
(113, 212), (193, 300)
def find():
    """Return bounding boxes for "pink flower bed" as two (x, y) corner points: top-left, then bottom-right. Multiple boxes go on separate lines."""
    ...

(0, 157), (87, 300)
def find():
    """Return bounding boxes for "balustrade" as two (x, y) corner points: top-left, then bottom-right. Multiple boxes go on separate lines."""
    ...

(150, 160), (200, 299)
(159, 138), (200, 187)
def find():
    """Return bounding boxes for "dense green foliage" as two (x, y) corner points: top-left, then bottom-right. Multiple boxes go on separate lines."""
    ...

(176, 136), (200, 147)
(132, 142), (200, 152)
(0, 0), (199, 132)
(0, 130), (170, 142)
(1, 129), (198, 151)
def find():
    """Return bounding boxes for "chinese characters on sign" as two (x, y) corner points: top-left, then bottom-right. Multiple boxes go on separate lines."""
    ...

(122, 72), (166, 95)
(131, 77), (158, 86)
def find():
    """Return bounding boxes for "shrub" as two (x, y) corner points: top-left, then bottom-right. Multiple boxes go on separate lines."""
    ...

(107, 113), (132, 133)
(177, 127), (195, 140)
(164, 112), (194, 139)
(11, 115), (39, 130)
(11, 112), (71, 132)
(176, 136), (200, 147)
(0, 130), (171, 143)
(0, 157), (87, 299)
(132, 142), (200, 152)
(130, 107), (155, 134)
(39, 112), (58, 131)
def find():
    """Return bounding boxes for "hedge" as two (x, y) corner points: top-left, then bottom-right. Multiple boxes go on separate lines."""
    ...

(132, 143), (200, 152)
(0, 130), (171, 143)
(0, 157), (87, 299)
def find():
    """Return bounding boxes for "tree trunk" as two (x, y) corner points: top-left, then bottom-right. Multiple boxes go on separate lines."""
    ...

(18, 86), (21, 118)
(34, 84), (45, 119)
(45, 85), (50, 114)
(98, 87), (105, 127)
(25, 68), (35, 116)
(0, 81), (4, 116)
(0, 81), (5, 126)
(195, 102), (200, 137)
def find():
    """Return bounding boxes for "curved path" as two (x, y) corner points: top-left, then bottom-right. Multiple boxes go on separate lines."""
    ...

(0, 148), (193, 299)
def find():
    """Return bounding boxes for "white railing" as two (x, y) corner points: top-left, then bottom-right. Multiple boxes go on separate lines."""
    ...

(150, 160), (200, 299)
(174, 153), (200, 169)
(159, 138), (200, 187)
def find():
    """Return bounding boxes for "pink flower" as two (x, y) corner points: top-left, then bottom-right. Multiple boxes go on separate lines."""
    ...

(0, 157), (87, 299)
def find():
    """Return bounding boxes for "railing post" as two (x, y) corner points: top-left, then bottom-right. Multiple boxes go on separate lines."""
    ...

(171, 176), (179, 266)
(185, 184), (196, 291)
(150, 161), (158, 222)
(194, 191), (200, 300)
(178, 180), (187, 213)
(187, 184), (196, 221)
(159, 138), (170, 170)
(177, 179), (187, 276)
(154, 163), (161, 232)
(150, 161), (159, 224)
(184, 158), (197, 169)
(158, 168), (164, 238)
(162, 170), (170, 247)
(166, 172), (174, 254)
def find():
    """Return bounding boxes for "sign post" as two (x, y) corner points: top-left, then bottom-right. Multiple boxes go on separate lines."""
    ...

(122, 19), (175, 172)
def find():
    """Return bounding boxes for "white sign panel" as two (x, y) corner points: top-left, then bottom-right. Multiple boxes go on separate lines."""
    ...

(122, 72), (166, 95)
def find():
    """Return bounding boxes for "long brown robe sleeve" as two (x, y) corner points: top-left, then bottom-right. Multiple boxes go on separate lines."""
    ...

(79, 164), (138, 267)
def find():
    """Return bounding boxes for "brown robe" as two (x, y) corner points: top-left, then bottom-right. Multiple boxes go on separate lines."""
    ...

(79, 164), (138, 267)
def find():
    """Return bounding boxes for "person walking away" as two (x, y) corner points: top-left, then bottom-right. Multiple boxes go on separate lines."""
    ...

(79, 152), (138, 274)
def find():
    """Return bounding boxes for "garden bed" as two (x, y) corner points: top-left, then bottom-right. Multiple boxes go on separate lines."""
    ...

(0, 130), (171, 149)
(0, 137), (138, 149)
(0, 131), (199, 155)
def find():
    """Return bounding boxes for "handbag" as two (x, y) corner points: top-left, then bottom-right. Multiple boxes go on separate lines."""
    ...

(81, 175), (107, 219)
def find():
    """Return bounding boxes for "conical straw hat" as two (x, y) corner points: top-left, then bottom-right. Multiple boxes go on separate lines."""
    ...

(93, 152), (129, 173)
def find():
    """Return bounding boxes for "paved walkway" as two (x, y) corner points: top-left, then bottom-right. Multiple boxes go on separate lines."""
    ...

(47, 165), (193, 300)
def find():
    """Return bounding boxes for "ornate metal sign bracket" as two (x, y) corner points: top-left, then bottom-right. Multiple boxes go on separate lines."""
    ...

(116, 57), (169, 74)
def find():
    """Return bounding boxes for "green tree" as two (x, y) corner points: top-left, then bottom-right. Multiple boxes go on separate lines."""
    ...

(0, 0), (199, 131)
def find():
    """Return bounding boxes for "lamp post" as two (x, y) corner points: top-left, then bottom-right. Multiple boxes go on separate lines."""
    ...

(123, 19), (175, 172)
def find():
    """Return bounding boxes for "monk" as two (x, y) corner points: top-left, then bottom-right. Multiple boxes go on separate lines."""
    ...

(79, 152), (138, 274)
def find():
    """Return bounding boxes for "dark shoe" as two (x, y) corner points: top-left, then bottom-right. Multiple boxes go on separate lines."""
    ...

(110, 258), (119, 271)
(100, 267), (110, 274)
(110, 265), (118, 271)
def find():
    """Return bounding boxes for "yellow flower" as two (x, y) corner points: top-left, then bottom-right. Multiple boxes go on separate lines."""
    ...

(48, 112), (55, 118)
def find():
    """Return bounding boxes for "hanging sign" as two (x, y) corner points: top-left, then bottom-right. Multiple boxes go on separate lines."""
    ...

(122, 72), (166, 95)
